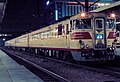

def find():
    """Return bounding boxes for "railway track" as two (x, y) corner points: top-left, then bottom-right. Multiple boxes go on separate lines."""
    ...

(1, 47), (120, 82)
(50, 57), (120, 78)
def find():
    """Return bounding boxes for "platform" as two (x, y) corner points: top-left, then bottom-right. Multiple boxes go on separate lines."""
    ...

(0, 49), (44, 82)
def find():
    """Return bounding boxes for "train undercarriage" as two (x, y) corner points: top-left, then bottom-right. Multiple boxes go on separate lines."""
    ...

(6, 46), (115, 62)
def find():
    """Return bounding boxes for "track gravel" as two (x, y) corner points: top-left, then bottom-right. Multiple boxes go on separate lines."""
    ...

(3, 49), (120, 82)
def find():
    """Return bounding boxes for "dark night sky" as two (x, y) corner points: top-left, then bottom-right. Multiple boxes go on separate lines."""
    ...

(1, 0), (47, 33)
(1, 0), (106, 33)
(2, 0), (118, 35)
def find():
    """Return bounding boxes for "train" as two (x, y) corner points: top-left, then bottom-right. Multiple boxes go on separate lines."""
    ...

(5, 12), (117, 62)
(114, 22), (120, 48)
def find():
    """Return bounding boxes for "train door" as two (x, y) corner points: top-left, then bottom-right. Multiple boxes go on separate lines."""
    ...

(65, 20), (73, 48)
(116, 22), (120, 44)
(65, 24), (70, 48)
(93, 17), (107, 49)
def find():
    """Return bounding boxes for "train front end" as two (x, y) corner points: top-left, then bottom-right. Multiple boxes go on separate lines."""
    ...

(92, 13), (116, 60)
(70, 12), (116, 61)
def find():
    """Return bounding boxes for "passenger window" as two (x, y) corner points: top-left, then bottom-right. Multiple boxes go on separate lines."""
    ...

(58, 24), (62, 35)
(41, 33), (44, 39)
(66, 24), (69, 34)
(39, 33), (41, 39)
(70, 20), (73, 30)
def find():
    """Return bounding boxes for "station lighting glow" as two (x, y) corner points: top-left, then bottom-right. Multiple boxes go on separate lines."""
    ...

(67, 2), (78, 4)
(97, 3), (110, 6)
(3, 38), (5, 41)
(55, 10), (58, 20)
(46, 0), (50, 5)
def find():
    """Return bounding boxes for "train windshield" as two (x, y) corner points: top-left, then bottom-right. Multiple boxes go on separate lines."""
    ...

(116, 22), (120, 31)
(75, 19), (91, 29)
(96, 20), (103, 28)
(107, 19), (116, 29)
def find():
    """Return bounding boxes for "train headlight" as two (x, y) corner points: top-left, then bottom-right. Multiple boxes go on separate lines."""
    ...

(80, 12), (87, 18)
(81, 12), (86, 17)
(110, 47), (112, 50)
(110, 13), (115, 18)
(107, 45), (111, 50)
(112, 47), (115, 50)
(86, 44), (89, 49)
(81, 44), (85, 49)
(79, 40), (85, 49)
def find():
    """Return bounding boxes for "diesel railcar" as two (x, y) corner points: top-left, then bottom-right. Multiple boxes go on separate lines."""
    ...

(5, 12), (117, 61)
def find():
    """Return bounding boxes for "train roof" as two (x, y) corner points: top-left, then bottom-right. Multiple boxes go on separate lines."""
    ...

(29, 18), (70, 35)
(91, 1), (120, 12)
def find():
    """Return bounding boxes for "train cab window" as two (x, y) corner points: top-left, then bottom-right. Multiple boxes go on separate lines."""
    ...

(96, 20), (103, 29)
(107, 19), (115, 29)
(116, 23), (120, 31)
(75, 19), (91, 29)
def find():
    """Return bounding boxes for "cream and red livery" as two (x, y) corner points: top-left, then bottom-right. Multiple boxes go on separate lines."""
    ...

(5, 12), (116, 61)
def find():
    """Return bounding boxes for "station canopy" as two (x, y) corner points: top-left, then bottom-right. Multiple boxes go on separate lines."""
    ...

(0, 0), (6, 23)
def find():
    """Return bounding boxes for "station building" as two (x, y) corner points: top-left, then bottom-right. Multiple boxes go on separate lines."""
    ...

(43, 0), (115, 24)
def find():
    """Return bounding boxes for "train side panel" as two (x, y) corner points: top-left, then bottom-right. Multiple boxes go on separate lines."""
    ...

(28, 19), (71, 49)
(15, 34), (28, 47)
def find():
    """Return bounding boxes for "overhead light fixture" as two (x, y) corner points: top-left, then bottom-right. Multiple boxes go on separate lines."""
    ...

(46, 0), (50, 5)
(3, 38), (5, 41)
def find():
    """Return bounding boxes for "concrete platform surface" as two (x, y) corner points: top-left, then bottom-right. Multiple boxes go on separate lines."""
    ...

(0, 49), (44, 82)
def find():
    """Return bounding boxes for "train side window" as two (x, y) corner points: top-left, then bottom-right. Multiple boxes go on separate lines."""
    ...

(41, 33), (44, 39)
(51, 30), (53, 37)
(70, 20), (73, 30)
(58, 24), (62, 35)
(116, 23), (120, 31)
(66, 24), (69, 34)
(32, 34), (39, 40)
(39, 33), (41, 39)
(48, 30), (52, 38)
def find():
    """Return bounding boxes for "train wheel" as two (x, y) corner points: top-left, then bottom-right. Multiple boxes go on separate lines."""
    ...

(65, 51), (75, 63)
(52, 50), (56, 58)
(58, 51), (64, 60)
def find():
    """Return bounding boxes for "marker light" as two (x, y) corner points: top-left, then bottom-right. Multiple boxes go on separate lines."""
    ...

(111, 13), (115, 18)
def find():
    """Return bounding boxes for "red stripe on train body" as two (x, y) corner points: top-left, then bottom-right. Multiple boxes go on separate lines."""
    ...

(107, 32), (116, 39)
(71, 32), (92, 40)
